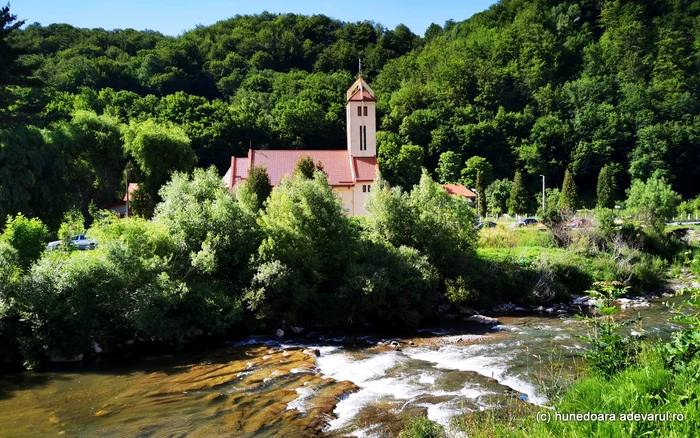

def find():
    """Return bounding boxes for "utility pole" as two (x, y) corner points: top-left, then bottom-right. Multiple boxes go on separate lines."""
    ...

(125, 165), (131, 218)
(540, 174), (545, 214)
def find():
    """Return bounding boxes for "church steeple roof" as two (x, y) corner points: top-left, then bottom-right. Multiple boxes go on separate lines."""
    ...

(346, 76), (375, 102)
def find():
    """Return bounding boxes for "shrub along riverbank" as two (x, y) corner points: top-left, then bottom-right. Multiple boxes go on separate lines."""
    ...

(0, 166), (692, 370)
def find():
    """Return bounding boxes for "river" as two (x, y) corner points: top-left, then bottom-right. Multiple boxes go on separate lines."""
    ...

(0, 296), (685, 437)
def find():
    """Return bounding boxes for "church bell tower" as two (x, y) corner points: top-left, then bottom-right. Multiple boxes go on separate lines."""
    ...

(346, 74), (376, 158)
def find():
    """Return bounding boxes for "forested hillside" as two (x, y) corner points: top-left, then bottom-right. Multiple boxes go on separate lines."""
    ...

(2, 0), (700, 228)
(376, 0), (700, 206)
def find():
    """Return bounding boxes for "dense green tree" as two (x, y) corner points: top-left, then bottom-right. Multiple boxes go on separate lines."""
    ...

(436, 151), (462, 184)
(365, 172), (476, 279)
(0, 126), (68, 228)
(626, 175), (681, 232)
(377, 133), (424, 188)
(246, 170), (356, 324)
(49, 110), (125, 220)
(560, 169), (579, 211)
(508, 171), (528, 216)
(596, 165), (615, 209)
(0, 214), (48, 270)
(123, 118), (195, 211)
(154, 167), (260, 281)
(460, 156), (494, 189)
(485, 178), (512, 216)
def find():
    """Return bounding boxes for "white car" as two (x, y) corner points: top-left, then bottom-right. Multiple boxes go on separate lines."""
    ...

(47, 234), (97, 250)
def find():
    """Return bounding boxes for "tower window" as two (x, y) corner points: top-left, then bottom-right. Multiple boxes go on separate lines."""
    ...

(363, 125), (367, 150)
(359, 126), (364, 150)
(362, 185), (366, 193)
(363, 106), (368, 116)
(357, 106), (362, 116)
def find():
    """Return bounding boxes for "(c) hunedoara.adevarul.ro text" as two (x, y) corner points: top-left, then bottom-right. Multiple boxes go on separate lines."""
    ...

(535, 411), (685, 423)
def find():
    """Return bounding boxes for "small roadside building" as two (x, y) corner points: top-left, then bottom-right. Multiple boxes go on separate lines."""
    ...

(442, 184), (477, 202)
(107, 183), (139, 217)
(222, 76), (379, 216)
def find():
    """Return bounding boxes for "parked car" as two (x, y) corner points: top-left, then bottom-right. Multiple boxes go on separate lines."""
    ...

(47, 234), (97, 250)
(565, 219), (592, 230)
(510, 218), (539, 228)
(475, 221), (497, 229)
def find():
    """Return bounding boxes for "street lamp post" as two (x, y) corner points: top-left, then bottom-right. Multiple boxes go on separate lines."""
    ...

(539, 174), (545, 214)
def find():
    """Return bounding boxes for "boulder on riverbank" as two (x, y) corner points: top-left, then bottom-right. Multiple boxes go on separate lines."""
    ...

(467, 315), (500, 325)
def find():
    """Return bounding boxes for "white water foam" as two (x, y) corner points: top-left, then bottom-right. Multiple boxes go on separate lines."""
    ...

(286, 385), (315, 413)
(404, 343), (547, 405)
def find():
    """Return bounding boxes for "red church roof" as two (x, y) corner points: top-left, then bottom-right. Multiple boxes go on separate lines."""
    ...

(229, 150), (378, 188)
(347, 89), (376, 102)
(442, 184), (477, 199)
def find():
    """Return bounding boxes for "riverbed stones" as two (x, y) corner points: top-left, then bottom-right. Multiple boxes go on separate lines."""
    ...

(275, 329), (284, 338)
(291, 326), (303, 334)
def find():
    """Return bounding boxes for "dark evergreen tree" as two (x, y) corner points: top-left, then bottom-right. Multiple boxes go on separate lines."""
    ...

(560, 169), (579, 211)
(508, 171), (528, 216)
(596, 165), (615, 209)
(0, 4), (41, 123)
(294, 155), (317, 179)
(247, 164), (272, 210)
(476, 170), (486, 217)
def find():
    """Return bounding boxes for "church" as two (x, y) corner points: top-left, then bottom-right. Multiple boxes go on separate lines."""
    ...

(223, 75), (379, 216)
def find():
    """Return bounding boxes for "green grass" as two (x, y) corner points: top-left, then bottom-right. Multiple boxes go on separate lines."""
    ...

(454, 346), (700, 438)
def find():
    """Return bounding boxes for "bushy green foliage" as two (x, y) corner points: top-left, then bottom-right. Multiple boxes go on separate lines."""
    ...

(154, 167), (260, 281)
(57, 208), (85, 243)
(460, 156), (493, 189)
(485, 178), (512, 216)
(398, 416), (446, 438)
(340, 241), (439, 327)
(576, 282), (642, 379)
(664, 288), (700, 372)
(365, 172), (477, 278)
(626, 175), (682, 231)
(1, 213), (48, 269)
(475, 171), (486, 216)
(246, 171), (357, 324)
(123, 118), (196, 208)
(436, 151), (461, 184)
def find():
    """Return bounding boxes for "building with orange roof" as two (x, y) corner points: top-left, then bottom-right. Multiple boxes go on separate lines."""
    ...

(223, 76), (379, 216)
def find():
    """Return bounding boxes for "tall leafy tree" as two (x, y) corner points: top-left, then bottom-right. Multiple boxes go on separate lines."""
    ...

(626, 176), (681, 232)
(460, 156), (494, 189)
(485, 178), (512, 216)
(436, 151), (461, 184)
(560, 169), (579, 211)
(123, 118), (195, 213)
(508, 171), (528, 216)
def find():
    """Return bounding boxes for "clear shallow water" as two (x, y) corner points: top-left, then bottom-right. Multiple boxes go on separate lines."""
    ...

(0, 297), (683, 437)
